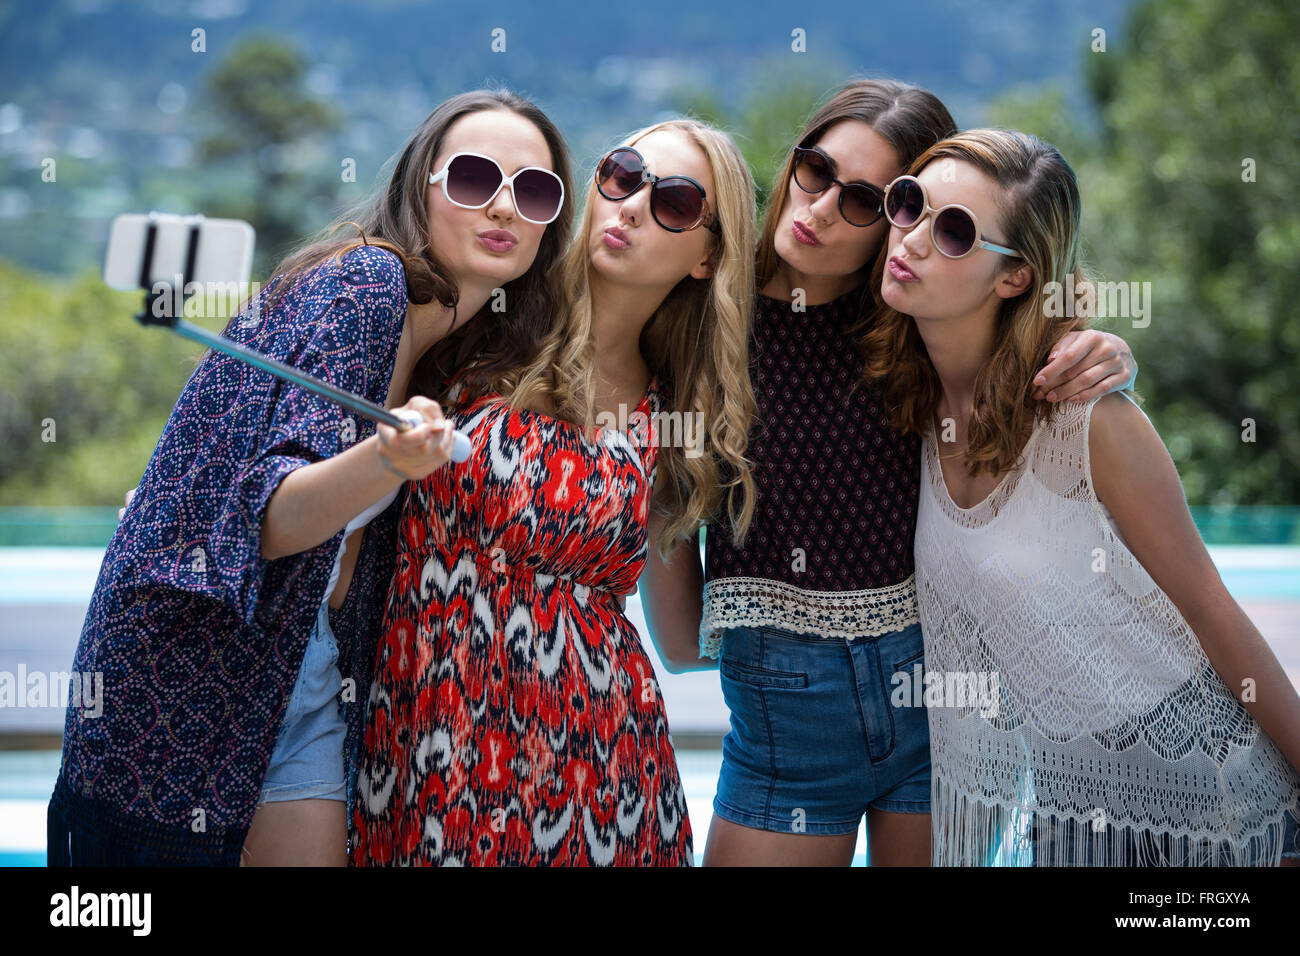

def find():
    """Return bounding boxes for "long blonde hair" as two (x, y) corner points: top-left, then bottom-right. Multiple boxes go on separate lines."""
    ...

(488, 119), (759, 559)
(860, 129), (1136, 476)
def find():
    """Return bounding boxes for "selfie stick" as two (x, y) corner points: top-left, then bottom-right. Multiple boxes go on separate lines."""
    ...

(131, 214), (471, 463)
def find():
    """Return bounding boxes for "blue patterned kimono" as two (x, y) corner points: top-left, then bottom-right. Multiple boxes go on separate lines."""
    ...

(48, 243), (410, 864)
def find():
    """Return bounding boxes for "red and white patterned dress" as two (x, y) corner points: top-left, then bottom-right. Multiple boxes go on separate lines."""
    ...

(351, 370), (693, 865)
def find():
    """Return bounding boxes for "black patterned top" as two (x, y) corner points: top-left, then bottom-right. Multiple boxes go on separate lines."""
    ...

(701, 284), (921, 655)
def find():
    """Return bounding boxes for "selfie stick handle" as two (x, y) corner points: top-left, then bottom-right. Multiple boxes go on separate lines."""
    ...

(132, 213), (471, 463)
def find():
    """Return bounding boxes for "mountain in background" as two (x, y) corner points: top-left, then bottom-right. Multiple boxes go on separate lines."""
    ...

(0, 0), (1133, 275)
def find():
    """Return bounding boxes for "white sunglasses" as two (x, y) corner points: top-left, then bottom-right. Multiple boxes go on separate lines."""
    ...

(883, 175), (1022, 259)
(428, 151), (565, 225)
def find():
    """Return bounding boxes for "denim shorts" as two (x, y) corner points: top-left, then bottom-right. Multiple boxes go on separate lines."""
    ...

(713, 620), (931, 836)
(258, 602), (347, 804)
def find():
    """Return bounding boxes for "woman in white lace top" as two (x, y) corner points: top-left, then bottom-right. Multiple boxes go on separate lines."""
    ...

(861, 128), (1300, 865)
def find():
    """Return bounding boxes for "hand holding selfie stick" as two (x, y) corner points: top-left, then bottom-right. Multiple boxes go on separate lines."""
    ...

(123, 212), (471, 463)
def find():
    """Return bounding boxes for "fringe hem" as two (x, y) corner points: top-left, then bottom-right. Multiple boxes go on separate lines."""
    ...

(931, 774), (1288, 867)
(47, 772), (246, 867)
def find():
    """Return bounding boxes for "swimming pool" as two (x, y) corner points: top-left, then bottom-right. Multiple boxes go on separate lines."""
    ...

(3, 542), (1296, 866)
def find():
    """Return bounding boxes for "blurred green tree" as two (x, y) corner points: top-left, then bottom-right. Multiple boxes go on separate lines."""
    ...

(3, 2), (1296, 516)
(0, 260), (217, 505)
(987, 0), (1299, 505)
(197, 34), (341, 277)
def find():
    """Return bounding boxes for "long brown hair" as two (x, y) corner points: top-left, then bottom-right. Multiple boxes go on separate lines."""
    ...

(755, 77), (958, 308)
(489, 119), (760, 558)
(859, 129), (1130, 477)
(250, 88), (575, 406)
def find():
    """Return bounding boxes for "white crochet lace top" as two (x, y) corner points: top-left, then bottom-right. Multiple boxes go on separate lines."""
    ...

(916, 392), (1300, 866)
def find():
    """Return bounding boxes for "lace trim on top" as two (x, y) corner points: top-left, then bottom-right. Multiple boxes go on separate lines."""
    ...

(698, 574), (919, 658)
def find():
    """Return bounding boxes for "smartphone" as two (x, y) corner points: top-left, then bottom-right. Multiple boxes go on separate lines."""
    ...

(103, 213), (255, 291)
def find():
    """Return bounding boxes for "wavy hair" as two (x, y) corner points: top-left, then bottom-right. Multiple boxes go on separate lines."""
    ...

(859, 129), (1133, 477)
(490, 119), (759, 559)
(243, 87), (575, 405)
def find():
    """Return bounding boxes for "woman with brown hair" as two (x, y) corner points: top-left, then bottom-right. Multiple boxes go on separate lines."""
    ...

(641, 79), (1139, 866)
(866, 127), (1300, 866)
(49, 88), (574, 866)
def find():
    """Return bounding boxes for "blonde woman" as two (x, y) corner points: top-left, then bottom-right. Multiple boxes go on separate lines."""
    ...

(352, 119), (758, 865)
(864, 128), (1300, 865)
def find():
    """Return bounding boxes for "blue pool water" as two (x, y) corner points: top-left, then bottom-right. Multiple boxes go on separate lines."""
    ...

(0, 751), (58, 867)
(2, 544), (1298, 605)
